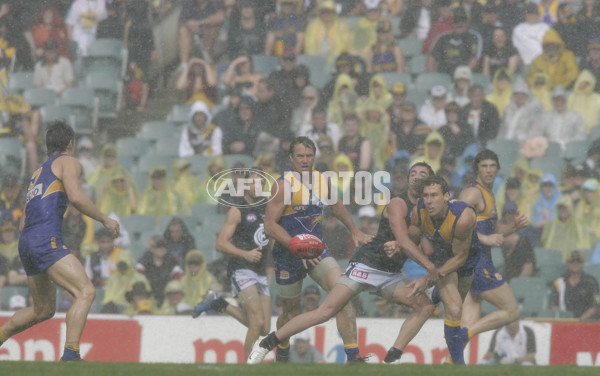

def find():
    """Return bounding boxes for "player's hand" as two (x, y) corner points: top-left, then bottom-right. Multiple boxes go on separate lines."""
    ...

(103, 217), (120, 238)
(514, 213), (529, 229)
(425, 267), (440, 287)
(352, 230), (373, 247)
(245, 247), (262, 263)
(383, 241), (398, 257)
(302, 256), (322, 269)
(406, 277), (428, 298)
(486, 233), (504, 247)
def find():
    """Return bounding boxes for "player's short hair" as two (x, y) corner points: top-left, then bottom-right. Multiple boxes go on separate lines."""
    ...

(46, 121), (74, 156)
(289, 136), (316, 156)
(409, 162), (435, 178)
(472, 149), (500, 173)
(418, 174), (450, 196)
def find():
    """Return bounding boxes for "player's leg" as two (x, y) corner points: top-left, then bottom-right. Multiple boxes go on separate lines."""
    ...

(465, 284), (519, 338)
(238, 284), (268, 358)
(46, 253), (96, 360)
(437, 272), (467, 364)
(383, 282), (436, 363)
(313, 258), (360, 361)
(0, 272), (57, 343)
(275, 281), (303, 361)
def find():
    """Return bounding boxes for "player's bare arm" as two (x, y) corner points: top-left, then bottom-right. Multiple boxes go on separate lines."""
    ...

(216, 206), (262, 263)
(57, 156), (119, 237)
(264, 179), (293, 247)
(438, 208), (476, 277)
(495, 213), (529, 237)
(331, 198), (372, 246)
(459, 185), (504, 247)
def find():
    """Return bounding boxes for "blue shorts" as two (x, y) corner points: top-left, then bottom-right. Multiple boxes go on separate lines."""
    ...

(469, 249), (505, 295)
(19, 235), (71, 276)
(273, 244), (334, 285)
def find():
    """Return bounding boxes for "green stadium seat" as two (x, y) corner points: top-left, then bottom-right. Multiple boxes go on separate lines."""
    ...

(121, 214), (157, 242)
(167, 103), (192, 126)
(583, 264), (600, 282)
(378, 72), (413, 90)
(509, 277), (548, 317)
(414, 72), (452, 92)
(84, 38), (126, 77)
(390, 17), (402, 38)
(154, 137), (180, 157)
(589, 125), (600, 141)
(546, 141), (562, 158)
(184, 154), (211, 177)
(22, 88), (57, 108)
(537, 309), (574, 319)
(0, 137), (23, 176)
(405, 88), (428, 108)
(491, 247), (504, 274)
(296, 55), (331, 89)
(138, 121), (178, 144)
(84, 71), (121, 118)
(8, 71), (34, 95)
(135, 153), (174, 177)
(534, 247), (567, 283)
(159, 215), (198, 234)
(563, 140), (592, 165)
(471, 73), (492, 94)
(398, 38), (424, 58)
(190, 203), (220, 222)
(1, 286), (30, 310)
(344, 17), (361, 29)
(251, 55), (279, 76)
(408, 54), (427, 75)
(39, 104), (74, 135)
(224, 154), (255, 168)
(529, 155), (563, 182)
(115, 137), (151, 161)
(60, 87), (98, 134)
(486, 139), (521, 177)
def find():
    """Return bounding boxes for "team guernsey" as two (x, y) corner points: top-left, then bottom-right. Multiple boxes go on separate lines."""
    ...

(416, 199), (480, 276)
(469, 181), (505, 294)
(273, 170), (333, 285)
(19, 154), (71, 275)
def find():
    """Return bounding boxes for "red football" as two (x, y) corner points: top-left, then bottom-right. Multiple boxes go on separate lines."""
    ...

(288, 234), (324, 259)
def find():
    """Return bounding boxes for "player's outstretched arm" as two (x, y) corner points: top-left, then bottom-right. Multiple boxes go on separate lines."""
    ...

(216, 206), (262, 263)
(437, 208), (476, 277)
(59, 156), (119, 237)
(331, 199), (372, 246)
(459, 186), (505, 247)
(264, 179), (293, 247)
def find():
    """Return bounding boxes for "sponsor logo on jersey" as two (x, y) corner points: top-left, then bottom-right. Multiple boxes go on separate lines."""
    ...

(254, 224), (269, 248)
(351, 269), (368, 280)
(246, 213), (257, 223)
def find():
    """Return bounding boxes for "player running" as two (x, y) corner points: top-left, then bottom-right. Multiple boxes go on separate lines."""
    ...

(192, 168), (273, 358)
(0, 122), (120, 361)
(247, 162), (440, 365)
(260, 136), (372, 362)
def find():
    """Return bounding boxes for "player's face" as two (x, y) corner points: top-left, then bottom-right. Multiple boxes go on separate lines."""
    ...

(290, 144), (315, 173)
(477, 159), (498, 186)
(247, 174), (266, 199)
(422, 183), (449, 219)
(408, 165), (431, 192)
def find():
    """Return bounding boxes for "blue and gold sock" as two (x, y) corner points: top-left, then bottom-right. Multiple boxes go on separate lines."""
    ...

(444, 319), (465, 365)
(276, 343), (289, 362)
(344, 344), (360, 361)
(0, 328), (7, 346)
(460, 326), (472, 345)
(61, 344), (81, 361)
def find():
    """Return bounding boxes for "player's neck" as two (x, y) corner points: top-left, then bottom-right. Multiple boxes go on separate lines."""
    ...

(476, 177), (492, 191)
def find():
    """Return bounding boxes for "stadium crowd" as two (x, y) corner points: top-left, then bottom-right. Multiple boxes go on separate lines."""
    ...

(0, 0), (598, 320)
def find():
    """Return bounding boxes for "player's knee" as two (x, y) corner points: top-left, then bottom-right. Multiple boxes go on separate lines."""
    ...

(77, 282), (96, 304)
(419, 300), (436, 317)
(34, 305), (55, 322)
(445, 302), (462, 321)
(508, 305), (520, 322)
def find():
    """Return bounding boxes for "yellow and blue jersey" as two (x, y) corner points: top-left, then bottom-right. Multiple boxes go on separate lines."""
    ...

(471, 181), (498, 238)
(416, 199), (480, 276)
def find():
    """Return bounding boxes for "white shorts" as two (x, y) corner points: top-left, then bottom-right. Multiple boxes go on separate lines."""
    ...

(338, 262), (408, 301)
(230, 269), (270, 298)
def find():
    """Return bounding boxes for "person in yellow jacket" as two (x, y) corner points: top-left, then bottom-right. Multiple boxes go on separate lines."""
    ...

(574, 178), (600, 247)
(527, 28), (578, 89)
(304, 0), (351, 65)
(411, 130), (446, 173)
(486, 68), (513, 118)
(541, 195), (590, 258)
(98, 173), (139, 218)
(101, 252), (151, 312)
(180, 250), (221, 307)
(138, 164), (190, 225)
(87, 144), (138, 204)
(568, 69), (600, 135)
(172, 158), (202, 206)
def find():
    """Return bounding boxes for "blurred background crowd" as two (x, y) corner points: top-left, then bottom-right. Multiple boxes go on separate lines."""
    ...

(0, 0), (598, 320)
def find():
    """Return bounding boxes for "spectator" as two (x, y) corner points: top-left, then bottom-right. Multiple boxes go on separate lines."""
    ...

(486, 68), (513, 118)
(400, 0), (434, 39)
(7, 255), (26, 286)
(498, 0), (525, 38)
(33, 39), (74, 97)
(359, 74), (393, 115)
(422, 0), (454, 54)
(322, 206), (352, 259)
(175, 57), (218, 105)
(477, 3), (502, 50)
(66, 0), (108, 56)
(529, 72), (553, 111)
(329, 153), (353, 198)
(542, 196), (590, 257)
(264, 0), (306, 57)
(269, 49), (298, 102)
(386, 82), (407, 133)
(0, 253), (7, 288)
(553, 4), (583, 57)
(512, 3), (550, 67)
(550, 250), (599, 320)
(62, 203), (94, 259)
(500, 201), (536, 282)
(538, 0), (560, 25)
(575, 0), (600, 56)
(365, 19), (404, 74)
(212, 87), (242, 129)
(304, 0), (351, 65)
(456, 0), (484, 30)
(0, 175), (21, 213)
(254, 78), (292, 141)
(482, 27), (519, 77)
(0, 2), (33, 70)
(163, 216), (197, 267)
(256, 151), (277, 176)
(197, 155), (227, 204)
(289, 330), (325, 363)
(96, 1), (124, 40)
(482, 320), (536, 365)
(427, 8), (482, 75)
(498, 79), (544, 142)
(123, 0), (156, 112)
(274, 130), (295, 174)
(171, 159), (202, 207)
(574, 179), (600, 246)
(540, 86), (586, 150)
(181, 250), (221, 307)
(412, 130), (446, 172)
(138, 165), (190, 224)
(438, 101), (474, 157)
(578, 37), (600, 93)
(7, 294), (26, 311)
(520, 168), (544, 223)
(389, 102), (431, 158)
(97, 173), (139, 218)
(178, 100), (223, 157)
(290, 85), (319, 135)
(76, 136), (99, 180)
(222, 55), (264, 98)
(299, 106), (341, 156)
(88, 144), (137, 204)
(124, 281), (157, 315)
(350, 0), (384, 56)
(338, 114), (372, 172)
(419, 85), (448, 130)
(461, 83), (500, 147)
(0, 219), (17, 263)
(85, 228), (134, 288)
(527, 29), (579, 90)
(159, 280), (187, 315)
(447, 65), (472, 107)
(301, 285), (321, 313)
(322, 53), (371, 103)
(568, 70), (600, 135)
(327, 73), (359, 125)
(286, 64), (311, 114)
(101, 252), (151, 313)
(30, 4), (71, 60)
(222, 96), (261, 156)
(532, 173), (561, 231)
(227, 1), (265, 59)
(136, 235), (184, 307)
(359, 101), (389, 170)
(177, 0), (225, 68)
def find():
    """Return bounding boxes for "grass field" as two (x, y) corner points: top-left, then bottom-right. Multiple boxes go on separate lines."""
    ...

(1, 362), (598, 376)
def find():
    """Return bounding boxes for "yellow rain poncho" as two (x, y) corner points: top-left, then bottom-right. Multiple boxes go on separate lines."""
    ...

(519, 168), (543, 222)
(197, 155), (227, 204)
(541, 195), (590, 257)
(527, 29), (579, 90)
(486, 68), (513, 118)
(331, 154), (354, 200)
(358, 74), (393, 113)
(172, 158), (202, 206)
(495, 156), (529, 216)
(138, 164), (190, 224)
(359, 101), (389, 171)
(574, 179), (600, 246)
(327, 73), (357, 127)
(87, 144), (137, 204)
(102, 252), (149, 308)
(181, 250), (220, 306)
(412, 131), (446, 173)
(98, 173), (139, 217)
(304, 1), (351, 65)
(529, 72), (553, 111)
(568, 69), (600, 135)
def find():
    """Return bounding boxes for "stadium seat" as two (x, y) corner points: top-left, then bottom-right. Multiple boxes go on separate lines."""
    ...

(60, 87), (98, 134)
(589, 125), (600, 141)
(0, 286), (30, 310)
(135, 153), (175, 177)
(154, 137), (180, 157)
(583, 264), (600, 282)
(414, 72), (452, 92)
(486, 139), (521, 178)
(224, 154), (255, 168)
(117, 154), (136, 171)
(116, 137), (151, 161)
(509, 277), (548, 317)
(138, 121), (178, 144)
(22, 88), (57, 108)
(195, 230), (218, 255)
(580, 249), (594, 263)
(546, 141), (562, 158)
(84, 38), (127, 77)
(199, 213), (227, 237)
(344, 16), (361, 29)
(133, 171), (148, 194)
(398, 38), (424, 59)
(563, 140), (592, 164)
(534, 247), (566, 284)
(83, 71), (122, 118)
(405, 88), (428, 108)
(159, 215), (198, 234)
(296, 55), (330, 89)
(537, 309), (574, 319)
(121, 214), (157, 243)
(251, 54), (279, 77)
(184, 154), (211, 177)
(390, 17), (402, 38)
(167, 103), (192, 126)
(0, 137), (23, 176)
(408, 55), (427, 75)
(529, 155), (563, 183)
(39, 104), (74, 135)
(8, 71), (34, 95)
(378, 72), (413, 90)
(471, 73), (492, 94)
